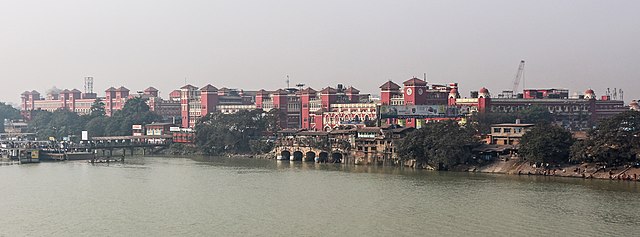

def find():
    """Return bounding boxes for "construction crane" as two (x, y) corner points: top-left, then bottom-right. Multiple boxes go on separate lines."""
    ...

(512, 60), (525, 93)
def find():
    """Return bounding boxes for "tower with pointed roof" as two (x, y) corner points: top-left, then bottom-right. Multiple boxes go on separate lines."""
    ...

(379, 80), (401, 105)
(179, 84), (198, 128)
(402, 77), (428, 106)
(200, 84), (219, 117)
(300, 87), (317, 129)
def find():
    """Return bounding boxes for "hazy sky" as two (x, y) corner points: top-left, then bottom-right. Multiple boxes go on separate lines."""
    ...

(1, 0), (638, 105)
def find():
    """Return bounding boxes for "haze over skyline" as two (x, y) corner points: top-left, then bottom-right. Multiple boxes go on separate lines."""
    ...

(1, 0), (638, 105)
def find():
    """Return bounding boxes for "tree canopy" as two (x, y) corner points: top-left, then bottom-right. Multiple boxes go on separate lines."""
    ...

(396, 121), (480, 170)
(470, 106), (553, 134)
(0, 102), (21, 132)
(519, 123), (574, 164)
(194, 109), (278, 155)
(107, 97), (162, 136)
(26, 97), (162, 139)
(571, 110), (640, 165)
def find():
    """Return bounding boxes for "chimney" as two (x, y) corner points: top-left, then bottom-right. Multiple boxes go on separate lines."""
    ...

(515, 119), (521, 124)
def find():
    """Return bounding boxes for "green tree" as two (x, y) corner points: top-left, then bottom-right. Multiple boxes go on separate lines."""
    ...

(194, 110), (276, 155)
(0, 102), (21, 132)
(469, 111), (517, 134)
(517, 106), (553, 125)
(574, 110), (640, 165)
(397, 121), (480, 170)
(519, 123), (573, 164)
(27, 110), (53, 139)
(27, 109), (85, 140)
(106, 97), (162, 136)
(89, 98), (106, 117)
(470, 106), (553, 135)
(85, 116), (107, 137)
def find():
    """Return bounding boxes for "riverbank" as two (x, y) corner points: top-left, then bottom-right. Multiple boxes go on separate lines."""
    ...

(460, 158), (640, 181)
(162, 144), (640, 182)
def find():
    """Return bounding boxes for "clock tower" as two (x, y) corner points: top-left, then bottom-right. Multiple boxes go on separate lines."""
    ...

(402, 77), (428, 105)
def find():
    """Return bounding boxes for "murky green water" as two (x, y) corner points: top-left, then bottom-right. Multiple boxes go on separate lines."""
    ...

(1, 156), (639, 236)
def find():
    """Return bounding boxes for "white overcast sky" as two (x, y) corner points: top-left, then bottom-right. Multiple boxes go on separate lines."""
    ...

(1, 0), (638, 105)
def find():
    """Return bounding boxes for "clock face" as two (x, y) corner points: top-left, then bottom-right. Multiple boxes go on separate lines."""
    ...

(406, 88), (413, 95)
(418, 88), (423, 95)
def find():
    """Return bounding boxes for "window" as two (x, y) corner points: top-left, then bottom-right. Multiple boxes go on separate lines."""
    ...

(493, 128), (501, 133)
(503, 128), (512, 133)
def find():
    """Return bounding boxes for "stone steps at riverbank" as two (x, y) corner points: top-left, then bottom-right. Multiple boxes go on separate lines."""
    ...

(471, 159), (640, 181)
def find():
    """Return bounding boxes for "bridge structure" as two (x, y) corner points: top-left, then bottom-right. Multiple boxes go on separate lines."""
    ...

(70, 135), (173, 157)
(274, 143), (350, 163)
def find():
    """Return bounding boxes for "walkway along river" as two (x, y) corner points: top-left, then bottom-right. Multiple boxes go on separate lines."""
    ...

(1, 156), (639, 236)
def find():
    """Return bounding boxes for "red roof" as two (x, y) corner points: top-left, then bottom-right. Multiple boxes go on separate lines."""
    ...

(345, 86), (360, 94)
(300, 87), (317, 94)
(321, 87), (337, 94)
(200, 84), (218, 92)
(145, 86), (159, 92)
(273, 89), (288, 95)
(585, 89), (595, 94)
(256, 89), (268, 96)
(169, 90), (181, 96)
(115, 86), (129, 92)
(105, 87), (116, 92)
(403, 77), (427, 86)
(479, 87), (489, 93)
(379, 81), (401, 90)
(180, 84), (197, 90)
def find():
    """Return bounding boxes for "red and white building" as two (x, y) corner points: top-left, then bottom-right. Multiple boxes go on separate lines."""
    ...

(21, 85), (181, 122)
(175, 77), (629, 131)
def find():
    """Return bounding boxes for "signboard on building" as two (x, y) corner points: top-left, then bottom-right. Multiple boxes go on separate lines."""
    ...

(169, 127), (181, 132)
(81, 131), (88, 141)
(132, 125), (143, 130)
(379, 105), (471, 119)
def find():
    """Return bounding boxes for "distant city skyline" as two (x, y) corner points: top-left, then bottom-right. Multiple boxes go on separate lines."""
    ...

(2, 0), (639, 105)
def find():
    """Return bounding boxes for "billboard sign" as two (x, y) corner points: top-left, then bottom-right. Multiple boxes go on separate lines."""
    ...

(81, 131), (89, 141)
(379, 105), (471, 119)
(132, 125), (143, 130)
(169, 127), (181, 132)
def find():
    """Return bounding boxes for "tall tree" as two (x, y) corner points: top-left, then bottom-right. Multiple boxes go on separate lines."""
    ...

(27, 110), (53, 139)
(194, 109), (276, 155)
(517, 106), (554, 125)
(469, 106), (553, 134)
(89, 98), (106, 117)
(106, 97), (162, 136)
(574, 110), (640, 165)
(519, 123), (573, 164)
(397, 121), (480, 170)
(0, 102), (21, 132)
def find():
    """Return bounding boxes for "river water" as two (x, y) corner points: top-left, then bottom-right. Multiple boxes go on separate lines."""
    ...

(1, 156), (639, 236)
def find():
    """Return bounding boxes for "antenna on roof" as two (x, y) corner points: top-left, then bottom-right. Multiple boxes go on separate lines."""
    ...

(286, 75), (290, 88)
(620, 89), (624, 101)
(84, 77), (94, 94)
(423, 73), (427, 81)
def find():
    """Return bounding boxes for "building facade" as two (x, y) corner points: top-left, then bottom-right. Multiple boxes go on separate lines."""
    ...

(21, 85), (181, 122)
(175, 78), (628, 131)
